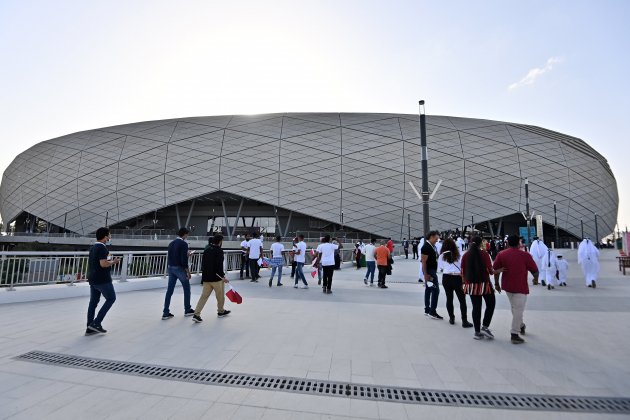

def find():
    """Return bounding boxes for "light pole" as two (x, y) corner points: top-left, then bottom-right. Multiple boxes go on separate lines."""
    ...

(525, 178), (531, 249)
(62, 212), (67, 236)
(419, 100), (430, 237)
(580, 219), (584, 240)
(408, 213), (411, 240)
(554, 201), (559, 248)
(594, 213), (599, 248)
(105, 211), (109, 227)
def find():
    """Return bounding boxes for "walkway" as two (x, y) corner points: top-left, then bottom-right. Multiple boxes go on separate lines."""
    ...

(0, 249), (629, 419)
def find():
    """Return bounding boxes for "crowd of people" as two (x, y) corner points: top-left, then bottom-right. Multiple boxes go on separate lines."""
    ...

(83, 226), (602, 345)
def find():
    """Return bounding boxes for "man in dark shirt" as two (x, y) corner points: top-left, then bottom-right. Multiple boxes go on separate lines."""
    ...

(411, 238), (419, 259)
(86, 227), (121, 335)
(162, 227), (194, 320)
(493, 234), (539, 344)
(421, 230), (442, 319)
(192, 234), (231, 322)
(402, 238), (409, 259)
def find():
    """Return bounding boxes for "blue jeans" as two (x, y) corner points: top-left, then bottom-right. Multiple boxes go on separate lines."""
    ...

(364, 261), (376, 282)
(164, 266), (191, 315)
(270, 265), (283, 284)
(294, 262), (308, 285)
(87, 282), (116, 327)
(424, 270), (440, 314)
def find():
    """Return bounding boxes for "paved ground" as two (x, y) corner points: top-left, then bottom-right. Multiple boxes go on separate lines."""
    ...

(0, 249), (628, 419)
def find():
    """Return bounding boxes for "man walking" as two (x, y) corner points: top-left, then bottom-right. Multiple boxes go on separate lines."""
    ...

(248, 233), (263, 282)
(578, 238), (600, 288)
(192, 234), (231, 323)
(363, 238), (377, 286)
(411, 238), (419, 259)
(493, 234), (539, 344)
(163, 227), (194, 320)
(239, 233), (250, 279)
(421, 231), (442, 319)
(529, 237), (548, 286)
(402, 237), (409, 259)
(374, 240), (391, 288)
(86, 227), (120, 335)
(293, 234), (309, 288)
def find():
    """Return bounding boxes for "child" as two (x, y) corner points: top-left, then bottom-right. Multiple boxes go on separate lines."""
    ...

(556, 254), (569, 286)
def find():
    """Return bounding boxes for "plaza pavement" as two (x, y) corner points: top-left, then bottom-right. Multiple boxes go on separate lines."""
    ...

(0, 249), (629, 419)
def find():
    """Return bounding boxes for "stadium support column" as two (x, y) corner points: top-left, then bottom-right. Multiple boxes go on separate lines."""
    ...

(419, 100), (430, 237)
(594, 213), (599, 247)
(554, 201), (559, 248)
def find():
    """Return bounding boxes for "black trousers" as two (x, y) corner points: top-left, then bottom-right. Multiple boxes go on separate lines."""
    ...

(412, 247), (418, 259)
(469, 293), (496, 333)
(249, 258), (260, 280)
(404, 247), (409, 259)
(442, 274), (468, 321)
(334, 253), (341, 269)
(322, 265), (335, 290)
(291, 260), (297, 277)
(240, 254), (250, 277)
(377, 265), (388, 286)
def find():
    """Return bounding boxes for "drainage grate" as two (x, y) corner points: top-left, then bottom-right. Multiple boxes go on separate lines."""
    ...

(15, 350), (630, 414)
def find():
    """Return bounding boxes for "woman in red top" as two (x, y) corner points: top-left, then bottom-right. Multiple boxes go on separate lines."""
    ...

(461, 236), (496, 340)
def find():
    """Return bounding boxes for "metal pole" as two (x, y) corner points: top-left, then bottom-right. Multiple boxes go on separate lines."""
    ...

(408, 213), (411, 240)
(581, 219), (584, 240)
(105, 211), (109, 227)
(419, 100), (430, 237)
(594, 213), (599, 247)
(554, 201), (559, 248)
(525, 178), (531, 249)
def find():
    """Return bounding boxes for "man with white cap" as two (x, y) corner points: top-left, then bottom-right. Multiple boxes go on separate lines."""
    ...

(578, 238), (600, 288)
(528, 237), (548, 286)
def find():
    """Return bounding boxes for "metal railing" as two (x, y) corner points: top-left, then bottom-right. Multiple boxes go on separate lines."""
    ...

(0, 247), (397, 290)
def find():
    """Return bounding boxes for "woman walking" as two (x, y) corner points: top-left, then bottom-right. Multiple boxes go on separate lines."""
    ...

(269, 236), (285, 287)
(438, 238), (473, 328)
(316, 235), (338, 294)
(461, 236), (496, 340)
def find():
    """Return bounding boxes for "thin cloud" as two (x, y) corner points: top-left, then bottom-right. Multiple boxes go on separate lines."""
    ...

(508, 57), (562, 90)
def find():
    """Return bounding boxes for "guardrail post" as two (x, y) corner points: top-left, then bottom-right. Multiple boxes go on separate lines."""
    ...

(2, 255), (15, 291)
(119, 253), (129, 282)
(67, 254), (77, 286)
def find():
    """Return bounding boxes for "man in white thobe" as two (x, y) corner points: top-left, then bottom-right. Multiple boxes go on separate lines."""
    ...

(578, 239), (600, 288)
(529, 237), (549, 286)
(541, 248), (559, 290)
(455, 237), (465, 253)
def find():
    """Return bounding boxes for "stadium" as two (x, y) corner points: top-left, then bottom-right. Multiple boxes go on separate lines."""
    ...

(0, 113), (618, 243)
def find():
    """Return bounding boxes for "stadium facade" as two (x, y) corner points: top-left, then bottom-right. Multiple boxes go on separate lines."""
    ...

(0, 113), (618, 243)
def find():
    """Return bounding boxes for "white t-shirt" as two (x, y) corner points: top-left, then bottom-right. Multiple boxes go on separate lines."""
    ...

(295, 241), (307, 263)
(240, 240), (249, 255)
(364, 244), (376, 262)
(271, 242), (284, 258)
(438, 253), (462, 274)
(316, 243), (339, 266)
(248, 238), (262, 259)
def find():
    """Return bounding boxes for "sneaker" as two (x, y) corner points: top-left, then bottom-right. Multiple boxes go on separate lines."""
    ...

(85, 328), (98, 336)
(277, 283), (283, 286)
(379, 285), (388, 289)
(192, 314), (203, 323)
(250, 279), (257, 282)
(269, 279), (273, 287)
(326, 289), (332, 294)
(317, 280), (321, 285)
(449, 316), (455, 325)
(88, 324), (107, 334)
(418, 279), (424, 283)
(294, 284), (298, 288)
(184, 309), (195, 317)
(462, 321), (474, 328)
(511, 334), (525, 344)
(547, 284), (551, 290)
(588, 285), (592, 288)
(162, 313), (175, 320)
(429, 312), (444, 320)
(520, 324), (526, 335)
(480, 326), (494, 339)
(300, 284), (309, 289)
(218, 310), (231, 317)
(541, 280), (547, 286)
(364, 278), (368, 285)
(474, 332), (485, 340)
(424, 312), (430, 317)
(369, 282), (374, 287)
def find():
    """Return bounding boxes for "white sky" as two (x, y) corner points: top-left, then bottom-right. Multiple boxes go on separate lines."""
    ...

(1, 0), (629, 234)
